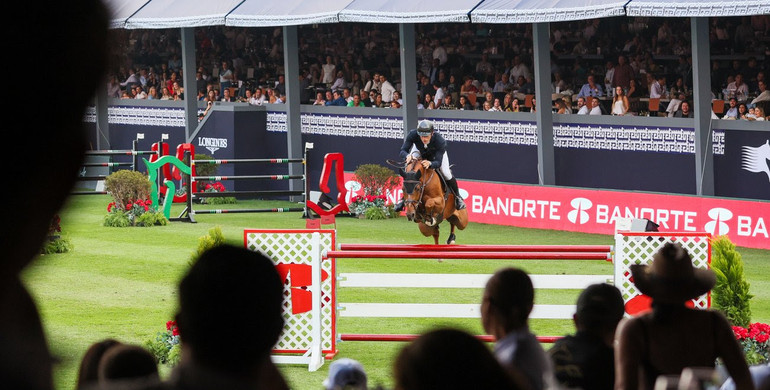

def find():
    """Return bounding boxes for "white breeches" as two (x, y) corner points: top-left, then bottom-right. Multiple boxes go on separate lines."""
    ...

(409, 146), (453, 179)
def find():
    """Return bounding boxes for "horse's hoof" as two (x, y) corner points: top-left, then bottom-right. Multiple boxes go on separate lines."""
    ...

(446, 234), (456, 245)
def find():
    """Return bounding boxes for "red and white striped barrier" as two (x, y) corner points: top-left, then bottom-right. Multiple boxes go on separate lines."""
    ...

(328, 242), (615, 344)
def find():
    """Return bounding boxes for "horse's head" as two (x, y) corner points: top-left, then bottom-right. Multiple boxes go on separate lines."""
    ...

(399, 159), (426, 222)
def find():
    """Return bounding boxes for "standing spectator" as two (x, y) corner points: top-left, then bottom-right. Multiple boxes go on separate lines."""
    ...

(219, 61), (234, 91)
(604, 60), (615, 94)
(615, 243), (752, 390)
(380, 74), (395, 103)
(549, 284), (625, 390)
(612, 86), (630, 116)
(727, 74), (750, 102)
(647, 73), (663, 99)
(611, 55), (635, 90)
(162, 244), (289, 390)
(107, 75), (121, 98)
(321, 56), (336, 86)
(432, 39), (448, 66)
(481, 267), (555, 390)
(509, 55), (531, 83)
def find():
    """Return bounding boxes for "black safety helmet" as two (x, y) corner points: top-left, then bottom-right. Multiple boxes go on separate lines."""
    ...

(417, 120), (434, 136)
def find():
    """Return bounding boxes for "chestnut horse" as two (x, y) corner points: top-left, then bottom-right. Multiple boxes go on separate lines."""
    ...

(398, 158), (468, 244)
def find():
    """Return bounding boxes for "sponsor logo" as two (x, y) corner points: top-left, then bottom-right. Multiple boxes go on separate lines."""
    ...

(567, 197), (592, 224)
(741, 140), (770, 183)
(198, 137), (228, 154)
(705, 207), (733, 235)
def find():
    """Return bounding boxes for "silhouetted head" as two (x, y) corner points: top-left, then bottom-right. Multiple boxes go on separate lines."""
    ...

(176, 244), (284, 375)
(481, 268), (534, 337)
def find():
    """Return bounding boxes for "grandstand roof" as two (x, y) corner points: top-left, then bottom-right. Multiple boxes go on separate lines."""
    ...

(104, 0), (770, 29)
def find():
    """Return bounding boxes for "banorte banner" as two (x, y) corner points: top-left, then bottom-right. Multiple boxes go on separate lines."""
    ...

(342, 173), (770, 250)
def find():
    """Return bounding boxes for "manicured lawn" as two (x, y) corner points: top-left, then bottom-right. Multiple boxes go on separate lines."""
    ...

(21, 194), (770, 390)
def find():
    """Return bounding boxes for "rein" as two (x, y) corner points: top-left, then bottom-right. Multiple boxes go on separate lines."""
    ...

(403, 160), (439, 220)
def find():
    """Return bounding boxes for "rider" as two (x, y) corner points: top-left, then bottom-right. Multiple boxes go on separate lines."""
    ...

(394, 119), (466, 212)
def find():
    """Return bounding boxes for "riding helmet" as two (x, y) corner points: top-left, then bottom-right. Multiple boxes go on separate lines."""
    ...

(416, 120), (434, 136)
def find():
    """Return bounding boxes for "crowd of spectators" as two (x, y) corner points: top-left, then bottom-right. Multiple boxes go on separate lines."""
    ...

(108, 16), (770, 120)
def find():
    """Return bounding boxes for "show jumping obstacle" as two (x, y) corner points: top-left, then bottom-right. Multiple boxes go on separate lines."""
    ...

(245, 229), (712, 372)
(171, 143), (312, 222)
(72, 134), (163, 195)
(329, 243), (614, 344)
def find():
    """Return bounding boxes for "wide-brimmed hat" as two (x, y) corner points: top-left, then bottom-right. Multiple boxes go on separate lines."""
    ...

(629, 242), (716, 304)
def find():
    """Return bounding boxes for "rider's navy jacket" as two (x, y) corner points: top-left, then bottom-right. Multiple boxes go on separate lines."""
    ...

(399, 129), (447, 170)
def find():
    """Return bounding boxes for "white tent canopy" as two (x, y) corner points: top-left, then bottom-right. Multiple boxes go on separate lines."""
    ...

(338, 0), (483, 23)
(470, 0), (629, 24)
(625, 0), (770, 17)
(227, 0), (354, 26)
(103, 0), (151, 29)
(123, 0), (244, 29)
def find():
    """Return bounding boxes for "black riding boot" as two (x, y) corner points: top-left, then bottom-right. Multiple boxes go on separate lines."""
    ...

(446, 178), (466, 210)
(394, 198), (405, 212)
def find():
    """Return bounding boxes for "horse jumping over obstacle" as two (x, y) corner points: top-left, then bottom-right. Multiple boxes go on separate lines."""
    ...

(399, 158), (468, 245)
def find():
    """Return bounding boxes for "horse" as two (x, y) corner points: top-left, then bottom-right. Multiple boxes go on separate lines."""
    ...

(398, 158), (468, 244)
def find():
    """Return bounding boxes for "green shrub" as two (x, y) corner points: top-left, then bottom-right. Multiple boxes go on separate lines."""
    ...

(104, 170), (152, 210)
(103, 211), (131, 227)
(41, 237), (73, 254)
(135, 211), (168, 227)
(354, 164), (400, 196)
(167, 344), (182, 367)
(191, 226), (225, 262)
(364, 206), (388, 220)
(711, 235), (752, 327)
(193, 154), (217, 177)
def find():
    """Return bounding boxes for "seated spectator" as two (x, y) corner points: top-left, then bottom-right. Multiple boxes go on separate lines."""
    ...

(393, 328), (526, 390)
(220, 88), (234, 102)
(347, 93), (365, 107)
(372, 93), (385, 108)
(323, 358), (367, 390)
(326, 90), (346, 106)
(725, 98), (739, 119)
(457, 95), (473, 110)
(738, 103), (749, 120)
(481, 267), (555, 390)
(576, 97), (589, 115)
(549, 284), (625, 390)
(483, 100), (494, 111)
(460, 76), (478, 96)
(393, 90), (403, 106)
(98, 344), (160, 389)
(492, 98), (504, 112)
(330, 71), (347, 92)
(748, 106), (766, 121)
(163, 244), (289, 390)
(615, 243), (752, 390)
(359, 90), (372, 107)
(555, 98), (570, 114)
(665, 93), (685, 117)
(577, 74), (604, 98)
(250, 88), (267, 106)
(438, 95), (455, 110)
(590, 96), (603, 115)
(612, 86), (630, 116)
(674, 101), (693, 118)
(76, 339), (122, 390)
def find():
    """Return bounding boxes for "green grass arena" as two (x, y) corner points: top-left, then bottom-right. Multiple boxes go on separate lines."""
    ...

(24, 195), (770, 390)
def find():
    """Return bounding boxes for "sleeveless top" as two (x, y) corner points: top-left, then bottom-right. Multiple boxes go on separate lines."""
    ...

(613, 99), (625, 115)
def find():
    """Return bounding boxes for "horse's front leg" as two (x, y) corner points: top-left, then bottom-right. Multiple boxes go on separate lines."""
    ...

(423, 196), (444, 227)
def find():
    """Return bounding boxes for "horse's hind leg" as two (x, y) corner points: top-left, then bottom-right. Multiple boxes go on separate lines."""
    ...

(447, 223), (457, 244)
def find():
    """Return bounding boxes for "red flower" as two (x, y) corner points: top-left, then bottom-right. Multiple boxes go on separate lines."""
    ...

(107, 202), (115, 212)
(144, 205), (149, 211)
(166, 320), (176, 331)
(145, 199), (152, 205)
(757, 333), (770, 343)
(733, 326), (749, 340)
(171, 326), (180, 336)
(126, 203), (133, 210)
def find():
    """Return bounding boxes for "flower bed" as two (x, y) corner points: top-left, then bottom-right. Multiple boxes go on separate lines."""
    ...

(733, 322), (770, 364)
(144, 320), (181, 366)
